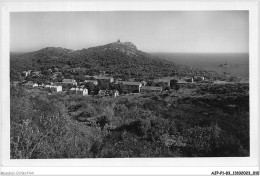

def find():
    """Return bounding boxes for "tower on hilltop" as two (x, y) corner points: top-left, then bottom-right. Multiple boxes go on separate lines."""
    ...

(117, 39), (120, 43)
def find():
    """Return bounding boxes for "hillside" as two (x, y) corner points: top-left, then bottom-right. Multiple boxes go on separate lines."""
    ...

(10, 83), (249, 158)
(10, 41), (227, 80)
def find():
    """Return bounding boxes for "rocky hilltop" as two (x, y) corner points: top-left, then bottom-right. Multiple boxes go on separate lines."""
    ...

(88, 41), (139, 57)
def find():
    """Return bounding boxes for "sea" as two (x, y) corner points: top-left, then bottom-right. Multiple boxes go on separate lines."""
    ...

(153, 53), (249, 79)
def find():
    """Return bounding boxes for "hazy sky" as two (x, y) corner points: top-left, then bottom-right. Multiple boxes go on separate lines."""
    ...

(10, 11), (248, 53)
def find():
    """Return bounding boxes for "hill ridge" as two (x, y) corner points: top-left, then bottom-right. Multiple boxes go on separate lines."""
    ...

(10, 41), (227, 80)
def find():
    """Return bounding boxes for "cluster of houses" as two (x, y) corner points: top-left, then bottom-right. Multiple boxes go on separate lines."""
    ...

(98, 89), (120, 98)
(17, 80), (89, 96)
(22, 70), (42, 78)
(14, 68), (207, 97)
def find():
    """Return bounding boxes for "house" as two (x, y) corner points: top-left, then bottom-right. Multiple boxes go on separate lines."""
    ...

(176, 80), (188, 88)
(141, 81), (147, 86)
(194, 76), (205, 82)
(70, 87), (88, 96)
(84, 79), (98, 85)
(31, 71), (43, 78)
(45, 85), (62, 92)
(186, 77), (194, 83)
(22, 70), (32, 77)
(22, 71), (29, 77)
(114, 90), (120, 97)
(116, 81), (142, 93)
(24, 82), (38, 87)
(45, 81), (54, 86)
(153, 78), (171, 87)
(98, 90), (107, 96)
(176, 79), (195, 88)
(183, 77), (194, 83)
(177, 80), (188, 84)
(32, 71), (41, 76)
(96, 75), (114, 83)
(79, 85), (85, 89)
(140, 86), (163, 93)
(53, 72), (62, 76)
(52, 72), (62, 79)
(62, 79), (77, 85)
(109, 90), (119, 97)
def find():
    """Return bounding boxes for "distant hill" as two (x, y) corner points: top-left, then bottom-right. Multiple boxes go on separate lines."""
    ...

(10, 52), (27, 57)
(10, 41), (227, 80)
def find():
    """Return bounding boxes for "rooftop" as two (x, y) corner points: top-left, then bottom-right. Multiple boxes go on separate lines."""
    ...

(45, 85), (61, 88)
(116, 81), (142, 86)
(84, 80), (98, 83)
(84, 75), (98, 79)
(70, 87), (86, 91)
(96, 75), (113, 80)
(154, 78), (171, 82)
(141, 86), (163, 91)
(62, 79), (76, 83)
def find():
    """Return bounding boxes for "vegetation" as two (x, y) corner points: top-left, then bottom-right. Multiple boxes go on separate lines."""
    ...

(10, 43), (228, 81)
(10, 83), (249, 158)
(10, 42), (249, 158)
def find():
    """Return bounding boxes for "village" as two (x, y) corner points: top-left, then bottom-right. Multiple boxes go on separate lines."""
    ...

(6, 8), (252, 164)
(10, 67), (221, 98)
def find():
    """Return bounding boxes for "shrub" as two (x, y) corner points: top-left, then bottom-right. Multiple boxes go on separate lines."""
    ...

(97, 131), (179, 158)
(184, 124), (221, 157)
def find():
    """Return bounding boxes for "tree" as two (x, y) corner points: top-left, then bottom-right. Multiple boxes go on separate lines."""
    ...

(85, 82), (95, 94)
(75, 73), (85, 82)
(70, 75), (75, 80)
(93, 86), (100, 95)
(35, 78), (45, 85)
(115, 83), (124, 94)
(10, 69), (22, 82)
(56, 74), (63, 82)
(62, 84), (73, 91)
(98, 80), (109, 90)
(170, 79), (179, 92)
(108, 83), (116, 90)
(147, 80), (154, 86)
(41, 70), (51, 76)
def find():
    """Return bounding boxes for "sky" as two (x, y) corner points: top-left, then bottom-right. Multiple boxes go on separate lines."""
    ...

(10, 11), (249, 53)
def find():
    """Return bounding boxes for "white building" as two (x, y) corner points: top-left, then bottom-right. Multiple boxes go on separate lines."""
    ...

(70, 87), (88, 96)
(45, 85), (62, 92)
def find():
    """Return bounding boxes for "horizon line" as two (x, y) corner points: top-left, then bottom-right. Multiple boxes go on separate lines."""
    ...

(10, 47), (249, 54)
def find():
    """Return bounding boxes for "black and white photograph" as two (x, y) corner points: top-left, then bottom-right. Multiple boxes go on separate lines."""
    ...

(1, 1), (260, 175)
(9, 10), (250, 158)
